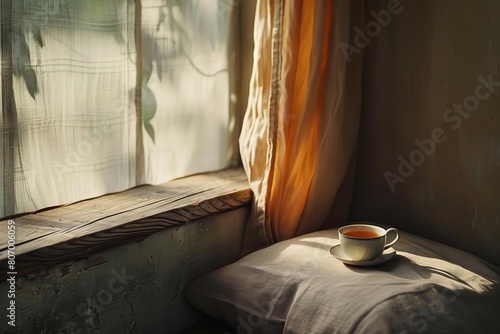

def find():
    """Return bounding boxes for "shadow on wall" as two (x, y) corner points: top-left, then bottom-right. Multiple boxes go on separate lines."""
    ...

(350, 0), (500, 266)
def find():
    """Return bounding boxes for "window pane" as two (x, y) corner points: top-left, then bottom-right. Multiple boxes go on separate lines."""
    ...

(4, 0), (136, 216)
(141, 0), (239, 184)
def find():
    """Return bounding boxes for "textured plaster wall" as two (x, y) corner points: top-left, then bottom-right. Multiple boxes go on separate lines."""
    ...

(0, 208), (248, 334)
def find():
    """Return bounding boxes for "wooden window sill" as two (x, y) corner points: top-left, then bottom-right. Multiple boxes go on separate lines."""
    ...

(0, 168), (251, 279)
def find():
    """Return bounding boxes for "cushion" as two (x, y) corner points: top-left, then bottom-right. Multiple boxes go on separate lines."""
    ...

(185, 226), (500, 333)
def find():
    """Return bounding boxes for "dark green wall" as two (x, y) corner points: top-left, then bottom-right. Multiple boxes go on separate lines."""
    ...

(0, 208), (248, 333)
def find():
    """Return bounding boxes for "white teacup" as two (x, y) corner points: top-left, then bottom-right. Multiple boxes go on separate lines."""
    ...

(338, 224), (399, 261)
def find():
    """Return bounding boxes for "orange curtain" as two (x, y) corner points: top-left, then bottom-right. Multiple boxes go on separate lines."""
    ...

(239, 0), (365, 253)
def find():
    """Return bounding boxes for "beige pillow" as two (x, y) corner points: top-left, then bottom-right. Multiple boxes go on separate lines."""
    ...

(186, 228), (500, 333)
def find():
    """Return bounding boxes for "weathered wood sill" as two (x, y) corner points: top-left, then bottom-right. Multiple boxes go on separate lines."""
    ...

(0, 168), (251, 279)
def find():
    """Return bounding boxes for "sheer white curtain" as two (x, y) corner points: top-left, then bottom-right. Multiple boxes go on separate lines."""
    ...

(6, 0), (137, 215)
(0, 0), (238, 218)
(141, 0), (238, 184)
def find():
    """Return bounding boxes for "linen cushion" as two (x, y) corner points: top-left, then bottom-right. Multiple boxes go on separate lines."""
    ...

(186, 227), (500, 333)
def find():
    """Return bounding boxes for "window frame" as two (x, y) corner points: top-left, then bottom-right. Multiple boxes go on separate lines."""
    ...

(0, 0), (256, 278)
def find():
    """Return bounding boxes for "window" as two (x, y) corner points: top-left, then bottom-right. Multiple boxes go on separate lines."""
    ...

(1, 0), (242, 219)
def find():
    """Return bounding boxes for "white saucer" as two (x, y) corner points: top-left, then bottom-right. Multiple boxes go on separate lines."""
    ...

(330, 244), (397, 266)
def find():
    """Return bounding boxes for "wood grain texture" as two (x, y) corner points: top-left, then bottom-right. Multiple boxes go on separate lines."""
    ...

(0, 168), (251, 279)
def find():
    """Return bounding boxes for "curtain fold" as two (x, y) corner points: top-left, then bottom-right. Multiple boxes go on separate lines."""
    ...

(239, 0), (364, 253)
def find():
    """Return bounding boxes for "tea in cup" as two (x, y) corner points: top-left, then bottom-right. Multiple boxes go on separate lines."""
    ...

(338, 224), (399, 261)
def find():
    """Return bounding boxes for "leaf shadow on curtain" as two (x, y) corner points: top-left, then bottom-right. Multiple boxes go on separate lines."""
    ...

(2, 0), (137, 217)
(140, 0), (238, 185)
